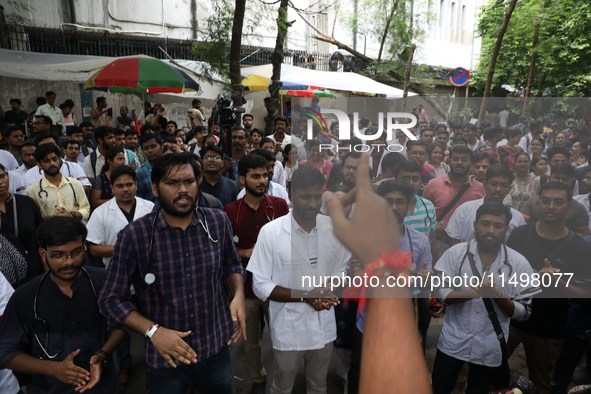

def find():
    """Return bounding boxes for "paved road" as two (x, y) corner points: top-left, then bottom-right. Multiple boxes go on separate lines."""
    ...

(121, 315), (529, 393)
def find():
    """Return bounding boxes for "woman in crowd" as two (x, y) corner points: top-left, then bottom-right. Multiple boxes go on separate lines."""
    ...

(498, 128), (524, 170)
(90, 147), (126, 208)
(505, 152), (534, 211)
(0, 164), (43, 282)
(427, 143), (449, 177)
(531, 155), (549, 177)
(250, 128), (264, 151)
(300, 139), (332, 187)
(283, 144), (298, 192)
(530, 137), (546, 160)
(571, 141), (589, 169)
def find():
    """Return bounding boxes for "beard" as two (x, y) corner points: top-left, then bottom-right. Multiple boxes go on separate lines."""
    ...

(245, 182), (266, 198)
(157, 191), (196, 217)
(475, 232), (503, 254)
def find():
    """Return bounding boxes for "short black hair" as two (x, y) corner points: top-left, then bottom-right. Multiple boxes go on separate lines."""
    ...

(35, 115), (53, 126)
(436, 129), (450, 137)
(419, 128), (433, 136)
(507, 128), (523, 139)
(36, 217), (87, 249)
(79, 121), (93, 129)
(94, 126), (114, 142)
(381, 152), (407, 173)
(573, 126), (588, 137)
(243, 113), (254, 121)
(546, 146), (571, 162)
(124, 129), (138, 137)
(140, 124), (156, 135)
(200, 144), (224, 159)
(483, 126), (503, 141)
(112, 128), (125, 137)
(540, 180), (573, 202)
(4, 126), (22, 138)
(96, 96), (107, 105)
(475, 202), (512, 226)
(485, 165), (515, 183)
(274, 116), (289, 125)
(550, 163), (575, 178)
(473, 151), (493, 165)
(66, 126), (83, 137)
(110, 165), (137, 184)
(151, 152), (201, 185)
(342, 151), (362, 166)
(140, 133), (163, 148)
(45, 91), (56, 98)
(406, 140), (427, 151)
(9, 98), (21, 105)
(191, 98), (201, 106)
(19, 142), (36, 153)
(448, 145), (474, 160)
(36, 97), (46, 106)
(261, 137), (275, 146)
(34, 143), (61, 162)
(463, 124), (477, 132)
(34, 134), (58, 147)
(376, 179), (415, 202)
(238, 154), (269, 177)
(250, 128), (264, 138)
(63, 139), (80, 149)
(291, 164), (325, 192)
(250, 148), (276, 164)
(166, 121), (178, 129)
(393, 160), (422, 178)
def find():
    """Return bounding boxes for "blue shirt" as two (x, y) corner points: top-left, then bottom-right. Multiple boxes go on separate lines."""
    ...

(200, 175), (239, 207)
(136, 161), (156, 203)
(356, 226), (432, 333)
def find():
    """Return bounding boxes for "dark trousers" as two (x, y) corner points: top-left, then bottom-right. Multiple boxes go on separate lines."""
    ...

(146, 345), (233, 394)
(417, 297), (432, 352)
(431, 349), (500, 394)
(551, 333), (588, 394)
(347, 327), (363, 394)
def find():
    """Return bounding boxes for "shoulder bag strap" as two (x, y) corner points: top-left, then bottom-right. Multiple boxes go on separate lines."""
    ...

(437, 183), (470, 222)
(466, 248), (509, 358)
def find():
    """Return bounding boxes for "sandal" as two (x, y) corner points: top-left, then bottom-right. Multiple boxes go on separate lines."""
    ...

(117, 370), (130, 393)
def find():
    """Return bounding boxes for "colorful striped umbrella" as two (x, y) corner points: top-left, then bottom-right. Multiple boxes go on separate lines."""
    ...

(280, 88), (336, 99)
(84, 57), (199, 94)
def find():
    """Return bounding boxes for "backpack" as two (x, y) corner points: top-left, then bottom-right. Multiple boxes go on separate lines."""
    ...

(201, 192), (219, 208)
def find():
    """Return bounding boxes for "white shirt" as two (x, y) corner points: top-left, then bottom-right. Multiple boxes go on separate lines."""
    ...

(0, 271), (19, 394)
(269, 133), (292, 162)
(248, 212), (350, 351)
(273, 161), (286, 188)
(446, 197), (525, 242)
(499, 110), (510, 128)
(87, 196), (155, 267)
(237, 181), (290, 205)
(0, 150), (19, 171)
(8, 170), (26, 195)
(14, 163), (29, 180)
(24, 161), (91, 188)
(574, 193), (591, 229)
(35, 103), (66, 134)
(434, 241), (539, 367)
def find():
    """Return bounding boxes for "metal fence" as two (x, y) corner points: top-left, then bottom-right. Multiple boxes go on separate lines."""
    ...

(0, 24), (346, 70)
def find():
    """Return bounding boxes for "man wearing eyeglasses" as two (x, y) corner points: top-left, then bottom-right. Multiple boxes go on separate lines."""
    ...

(199, 144), (239, 206)
(0, 217), (125, 393)
(447, 165), (526, 245)
(406, 140), (436, 195)
(63, 140), (85, 169)
(520, 163), (590, 236)
(507, 181), (591, 394)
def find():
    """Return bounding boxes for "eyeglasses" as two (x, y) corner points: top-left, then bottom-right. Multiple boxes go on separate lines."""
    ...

(515, 160), (530, 165)
(44, 246), (85, 262)
(385, 198), (408, 208)
(409, 151), (426, 157)
(344, 165), (358, 172)
(204, 155), (221, 161)
(450, 157), (471, 163)
(538, 198), (567, 209)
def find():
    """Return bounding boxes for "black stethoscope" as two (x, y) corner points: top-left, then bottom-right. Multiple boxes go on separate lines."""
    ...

(232, 195), (275, 244)
(33, 267), (96, 359)
(145, 206), (220, 286)
(37, 177), (79, 210)
(417, 197), (435, 229)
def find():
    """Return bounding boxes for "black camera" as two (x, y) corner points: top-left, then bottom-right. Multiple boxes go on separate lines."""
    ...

(502, 376), (535, 394)
(217, 95), (245, 127)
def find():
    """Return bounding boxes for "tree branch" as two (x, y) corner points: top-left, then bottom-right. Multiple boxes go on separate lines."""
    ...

(388, 69), (447, 120)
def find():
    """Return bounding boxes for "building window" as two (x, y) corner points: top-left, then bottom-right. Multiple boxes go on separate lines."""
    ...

(450, 2), (457, 30)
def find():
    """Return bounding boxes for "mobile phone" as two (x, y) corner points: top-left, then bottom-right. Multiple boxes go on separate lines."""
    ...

(107, 108), (113, 118)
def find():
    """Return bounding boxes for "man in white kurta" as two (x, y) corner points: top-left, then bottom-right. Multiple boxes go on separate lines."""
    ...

(248, 165), (350, 394)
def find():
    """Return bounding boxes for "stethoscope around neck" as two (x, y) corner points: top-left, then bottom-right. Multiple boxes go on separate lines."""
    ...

(33, 267), (96, 359)
(144, 206), (220, 287)
(232, 195), (275, 244)
(37, 175), (79, 210)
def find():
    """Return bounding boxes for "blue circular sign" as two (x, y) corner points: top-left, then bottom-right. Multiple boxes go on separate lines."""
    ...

(450, 67), (470, 87)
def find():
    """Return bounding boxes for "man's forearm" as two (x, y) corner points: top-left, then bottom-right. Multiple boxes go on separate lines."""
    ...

(4, 353), (60, 378)
(122, 310), (156, 337)
(101, 329), (127, 356)
(269, 285), (305, 302)
(226, 273), (245, 298)
(89, 244), (114, 258)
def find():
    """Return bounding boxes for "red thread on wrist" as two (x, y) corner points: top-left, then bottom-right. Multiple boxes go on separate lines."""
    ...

(342, 249), (413, 311)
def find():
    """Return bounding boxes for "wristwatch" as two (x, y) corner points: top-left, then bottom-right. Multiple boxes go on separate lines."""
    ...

(301, 290), (309, 302)
(145, 324), (160, 339)
(70, 212), (77, 218)
(94, 349), (110, 366)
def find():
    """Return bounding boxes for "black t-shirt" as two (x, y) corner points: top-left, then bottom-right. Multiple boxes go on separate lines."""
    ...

(506, 223), (591, 338)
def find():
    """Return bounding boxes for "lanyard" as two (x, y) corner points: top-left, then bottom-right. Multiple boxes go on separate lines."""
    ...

(0, 195), (18, 238)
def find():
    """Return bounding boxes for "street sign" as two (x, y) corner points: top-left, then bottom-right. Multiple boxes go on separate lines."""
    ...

(449, 67), (470, 87)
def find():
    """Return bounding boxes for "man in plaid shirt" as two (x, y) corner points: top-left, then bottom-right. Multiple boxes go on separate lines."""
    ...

(99, 152), (246, 394)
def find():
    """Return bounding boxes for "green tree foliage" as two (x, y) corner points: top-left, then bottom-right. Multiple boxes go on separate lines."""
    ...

(474, 0), (591, 97)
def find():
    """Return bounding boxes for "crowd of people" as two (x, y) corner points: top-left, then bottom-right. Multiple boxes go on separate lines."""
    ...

(0, 92), (589, 394)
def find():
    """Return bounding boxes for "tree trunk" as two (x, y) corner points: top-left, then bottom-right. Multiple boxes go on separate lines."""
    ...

(402, 44), (416, 112)
(522, 0), (546, 116)
(478, 0), (519, 126)
(229, 0), (246, 108)
(388, 70), (447, 119)
(266, 0), (290, 135)
(378, 0), (400, 61)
